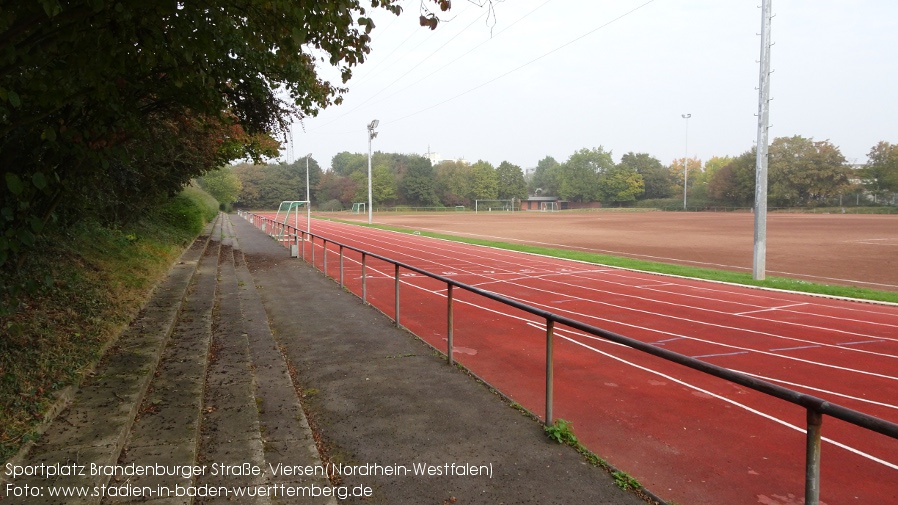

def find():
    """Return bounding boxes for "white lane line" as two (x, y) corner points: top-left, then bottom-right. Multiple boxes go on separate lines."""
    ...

(768, 345), (822, 352)
(731, 369), (898, 412)
(301, 221), (898, 374)
(734, 303), (810, 316)
(692, 351), (751, 359)
(509, 293), (898, 382)
(498, 277), (898, 360)
(316, 222), (898, 377)
(549, 326), (898, 471)
(287, 222), (898, 468)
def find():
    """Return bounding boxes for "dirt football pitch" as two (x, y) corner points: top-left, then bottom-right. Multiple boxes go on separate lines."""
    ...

(337, 210), (898, 293)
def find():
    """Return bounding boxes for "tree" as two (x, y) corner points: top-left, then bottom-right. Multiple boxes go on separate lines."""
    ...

(435, 161), (473, 206)
(399, 155), (439, 206)
(470, 161), (499, 201)
(282, 157), (323, 204)
(0, 0), (459, 300)
(331, 152), (368, 177)
(198, 168), (243, 206)
(599, 165), (644, 204)
(496, 161), (528, 200)
(860, 141), (898, 203)
(768, 136), (850, 206)
(350, 171), (369, 204)
(530, 156), (560, 196)
(372, 165), (398, 205)
(707, 150), (756, 206)
(669, 157), (703, 198)
(618, 152), (672, 200)
(558, 147), (614, 202)
(703, 156), (734, 182)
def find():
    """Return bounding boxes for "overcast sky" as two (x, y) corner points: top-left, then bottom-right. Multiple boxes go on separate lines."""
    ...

(283, 0), (897, 171)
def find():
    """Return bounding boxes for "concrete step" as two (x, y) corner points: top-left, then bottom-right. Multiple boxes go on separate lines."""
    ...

(2, 215), (222, 505)
(227, 215), (335, 505)
(192, 238), (267, 504)
(100, 217), (223, 505)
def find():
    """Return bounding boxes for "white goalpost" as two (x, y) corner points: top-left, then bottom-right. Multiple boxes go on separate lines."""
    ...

(274, 200), (309, 257)
(475, 199), (516, 214)
(273, 200), (307, 239)
(540, 201), (559, 212)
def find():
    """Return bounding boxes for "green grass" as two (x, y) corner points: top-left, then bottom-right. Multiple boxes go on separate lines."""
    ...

(321, 218), (898, 304)
(0, 184), (219, 462)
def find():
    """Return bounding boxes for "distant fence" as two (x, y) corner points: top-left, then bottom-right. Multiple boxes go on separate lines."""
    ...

(319, 205), (898, 215)
(240, 210), (898, 505)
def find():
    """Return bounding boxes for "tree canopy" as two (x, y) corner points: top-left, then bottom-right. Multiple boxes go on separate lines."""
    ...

(861, 141), (898, 202)
(0, 0), (456, 302)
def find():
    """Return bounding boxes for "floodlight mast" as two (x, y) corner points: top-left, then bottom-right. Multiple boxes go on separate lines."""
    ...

(681, 113), (691, 210)
(753, 0), (773, 282)
(367, 120), (379, 225)
(305, 153), (312, 236)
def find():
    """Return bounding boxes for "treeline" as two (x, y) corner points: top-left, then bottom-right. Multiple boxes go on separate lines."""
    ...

(216, 135), (898, 211)
(219, 152), (530, 210)
(534, 137), (898, 208)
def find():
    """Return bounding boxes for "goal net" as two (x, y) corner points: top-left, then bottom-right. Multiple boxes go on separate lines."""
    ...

(351, 202), (366, 214)
(540, 201), (559, 212)
(475, 199), (516, 213)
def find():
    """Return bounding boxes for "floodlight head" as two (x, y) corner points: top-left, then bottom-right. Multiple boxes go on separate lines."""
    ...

(682, 113), (691, 119)
(306, 153), (313, 158)
(370, 131), (378, 140)
(368, 119), (379, 130)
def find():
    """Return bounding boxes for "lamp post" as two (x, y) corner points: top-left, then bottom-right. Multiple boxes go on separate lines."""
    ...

(367, 120), (379, 225)
(305, 153), (312, 236)
(681, 113), (691, 210)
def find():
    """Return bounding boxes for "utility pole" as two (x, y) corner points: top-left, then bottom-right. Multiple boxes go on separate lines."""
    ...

(753, 0), (773, 281)
(682, 113), (691, 210)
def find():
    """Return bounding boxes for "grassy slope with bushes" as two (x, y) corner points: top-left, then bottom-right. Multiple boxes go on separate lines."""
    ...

(0, 185), (219, 461)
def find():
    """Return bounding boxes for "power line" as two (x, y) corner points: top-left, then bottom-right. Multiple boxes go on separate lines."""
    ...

(385, 0), (659, 125)
(309, 0), (553, 133)
(351, 0), (474, 88)
(362, 0), (555, 113)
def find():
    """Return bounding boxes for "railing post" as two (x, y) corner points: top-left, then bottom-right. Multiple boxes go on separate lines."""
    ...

(323, 239), (328, 277)
(545, 318), (555, 426)
(311, 235), (315, 267)
(394, 264), (400, 326)
(805, 409), (823, 505)
(339, 246), (344, 288)
(362, 253), (367, 303)
(301, 231), (306, 261)
(447, 283), (454, 366)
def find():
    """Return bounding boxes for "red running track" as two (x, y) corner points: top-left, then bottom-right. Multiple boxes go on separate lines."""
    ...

(252, 214), (898, 505)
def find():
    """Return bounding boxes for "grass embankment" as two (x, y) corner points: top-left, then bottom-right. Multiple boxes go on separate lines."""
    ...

(324, 218), (898, 304)
(0, 185), (219, 462)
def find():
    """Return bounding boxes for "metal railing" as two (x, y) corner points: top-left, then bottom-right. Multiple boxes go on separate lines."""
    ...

(239, 211), (898, 505)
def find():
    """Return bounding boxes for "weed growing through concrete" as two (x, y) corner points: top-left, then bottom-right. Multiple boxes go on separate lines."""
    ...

(613, 471), (641, 491)
(544, 419), (578, 446)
